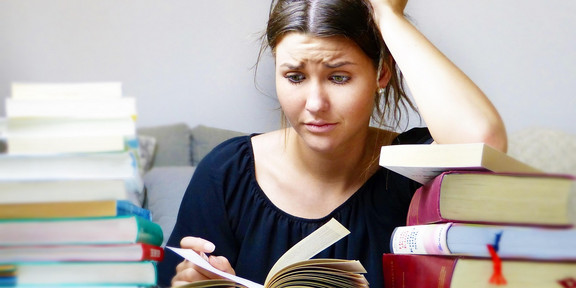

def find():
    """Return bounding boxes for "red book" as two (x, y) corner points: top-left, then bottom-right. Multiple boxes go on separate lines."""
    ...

(382, 254), (576, 288)
(407, 171), (576, 227)
(0, 243), (164, 262)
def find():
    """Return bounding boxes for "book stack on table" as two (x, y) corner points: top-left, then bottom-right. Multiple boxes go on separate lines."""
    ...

(0, 82), (162, 287)
(379, 143), (576, 288)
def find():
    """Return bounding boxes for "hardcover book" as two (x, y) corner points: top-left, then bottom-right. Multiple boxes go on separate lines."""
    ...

(0, 179), (131, 204)
(390, 222), (576, 260)
(407, 171), (576, 227)
(0, 261), (156, 286)
(0, 216), (163, 247)
(382, 254), (576, 288)
(0, 243), (164, 263)
(0, 200), (151, 220)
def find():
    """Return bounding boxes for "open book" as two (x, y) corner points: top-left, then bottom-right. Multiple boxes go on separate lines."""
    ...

(167, 218), (368, 288)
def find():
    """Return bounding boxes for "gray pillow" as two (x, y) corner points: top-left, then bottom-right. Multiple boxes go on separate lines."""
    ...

(143, 166), (195, 246)
(137, 123), (191, 167)
(190, 125), (245, 166)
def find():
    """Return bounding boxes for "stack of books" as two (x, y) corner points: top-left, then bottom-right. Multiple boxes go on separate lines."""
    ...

(379, 143), (576, 288)
(0, 82), (163, 287)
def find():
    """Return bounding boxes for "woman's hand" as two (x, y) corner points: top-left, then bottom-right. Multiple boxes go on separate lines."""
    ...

(171, 237), (235, 287)
(368, 0), (408, 20)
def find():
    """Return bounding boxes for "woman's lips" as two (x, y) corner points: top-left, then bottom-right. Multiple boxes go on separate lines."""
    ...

(305, 122), (337, 133)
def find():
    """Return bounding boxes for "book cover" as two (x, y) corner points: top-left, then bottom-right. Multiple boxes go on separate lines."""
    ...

(0, 200), (151, 220)
(0, 243), (164, 263)
(168, 218), (368, 288)
(0, 216), (163, 247)
(407, 171), (576, 227)
(390, 222), (576, 260)
(382, 254), (576, 288)
(379, 143), (541, 184)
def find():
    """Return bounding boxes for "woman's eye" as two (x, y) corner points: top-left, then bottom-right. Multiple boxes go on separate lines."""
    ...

(330, 75), (350, 84)
(285, 73), (305, 84)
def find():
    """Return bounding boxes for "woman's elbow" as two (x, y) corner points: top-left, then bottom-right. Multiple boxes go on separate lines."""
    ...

(477, 120), (508, 153)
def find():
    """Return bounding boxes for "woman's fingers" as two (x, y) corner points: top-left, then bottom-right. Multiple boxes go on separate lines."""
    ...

(180, 236), (216, 254)
(171, 237), (236, 285)
(209, 255), (235, 274)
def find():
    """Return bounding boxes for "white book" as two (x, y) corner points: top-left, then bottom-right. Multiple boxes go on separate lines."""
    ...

(0, 150), (139, 182)
(3, 261), (156, 286)
(5, 117), (135, 138)
(7, 135), (128, 154)
(11, 82), (122, 100)
(0, 179), (131, 204)
(379, 143), (541, 184)
(6, 97), (137, 119)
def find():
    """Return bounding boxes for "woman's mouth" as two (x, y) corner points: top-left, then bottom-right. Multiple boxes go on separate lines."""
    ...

(304, 122), (337, 133)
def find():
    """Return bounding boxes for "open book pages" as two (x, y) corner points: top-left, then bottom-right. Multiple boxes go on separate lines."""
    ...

(167, 218), (367, 288)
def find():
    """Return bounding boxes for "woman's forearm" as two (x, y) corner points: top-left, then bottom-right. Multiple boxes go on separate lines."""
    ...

(372, 3), (507, 151)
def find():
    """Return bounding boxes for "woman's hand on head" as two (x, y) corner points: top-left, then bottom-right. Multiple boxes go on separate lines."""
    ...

(368, 0), (407, 19)
(171, 237), (235, 287)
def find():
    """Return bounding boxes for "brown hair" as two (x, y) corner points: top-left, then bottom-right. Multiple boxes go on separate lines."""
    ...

(257, 0), (417, 130)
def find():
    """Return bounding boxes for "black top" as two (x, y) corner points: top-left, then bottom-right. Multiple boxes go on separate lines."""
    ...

(157, 128), (432, 288)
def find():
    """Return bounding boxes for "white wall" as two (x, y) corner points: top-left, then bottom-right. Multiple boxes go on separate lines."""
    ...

(0, 0), (279, 133)
(1, 0), (575, 135)
(406, 0), (576, 134)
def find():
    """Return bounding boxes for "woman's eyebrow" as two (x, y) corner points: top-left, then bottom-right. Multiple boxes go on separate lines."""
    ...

(279, 63), (304, 70)
(325, 61), (355, 69)
(280, 61), (354, 70)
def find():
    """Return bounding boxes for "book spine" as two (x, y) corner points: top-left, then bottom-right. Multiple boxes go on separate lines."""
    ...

(382, 254), (456, 288)
(390, 223), (452, 255)
(406, 172), (448, 225)
(134, 217), (164, 247)
(140, 243), (165, 261)
(116, 200), (151, 220)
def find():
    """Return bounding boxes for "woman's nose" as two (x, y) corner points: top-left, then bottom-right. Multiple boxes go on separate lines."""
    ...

(305, 81), (329, 113)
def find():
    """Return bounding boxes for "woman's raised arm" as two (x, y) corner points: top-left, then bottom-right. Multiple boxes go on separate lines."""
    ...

(369, 0), (507, 151)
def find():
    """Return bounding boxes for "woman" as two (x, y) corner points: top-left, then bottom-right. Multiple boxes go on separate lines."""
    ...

(157, 0), (507, 287)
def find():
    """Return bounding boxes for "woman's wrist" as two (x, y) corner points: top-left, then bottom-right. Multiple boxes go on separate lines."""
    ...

(370, 1), (406, 26)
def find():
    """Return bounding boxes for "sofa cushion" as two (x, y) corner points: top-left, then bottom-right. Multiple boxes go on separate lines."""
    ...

(190, 125), (245, 166)
(137, 123), (191, 167)
(143, 166), (195, 246)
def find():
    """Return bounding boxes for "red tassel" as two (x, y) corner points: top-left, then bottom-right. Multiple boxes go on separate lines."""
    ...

(487, 244), (507, 285)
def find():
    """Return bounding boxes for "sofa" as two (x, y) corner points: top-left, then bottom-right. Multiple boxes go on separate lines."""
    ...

(137, 124), (576, 247)
(136, 123), (245, 246)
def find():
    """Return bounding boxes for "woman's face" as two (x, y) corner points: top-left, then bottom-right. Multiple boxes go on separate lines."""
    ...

(275, 32), (380, 153)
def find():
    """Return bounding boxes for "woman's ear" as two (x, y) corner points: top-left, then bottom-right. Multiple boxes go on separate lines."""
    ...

(377, 63), (392, 88)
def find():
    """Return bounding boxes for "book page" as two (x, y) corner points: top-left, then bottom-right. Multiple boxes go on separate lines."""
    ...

(265, 218), (350, 284)
(167, 247), (264, 288)
(168, 218), (350, 288)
